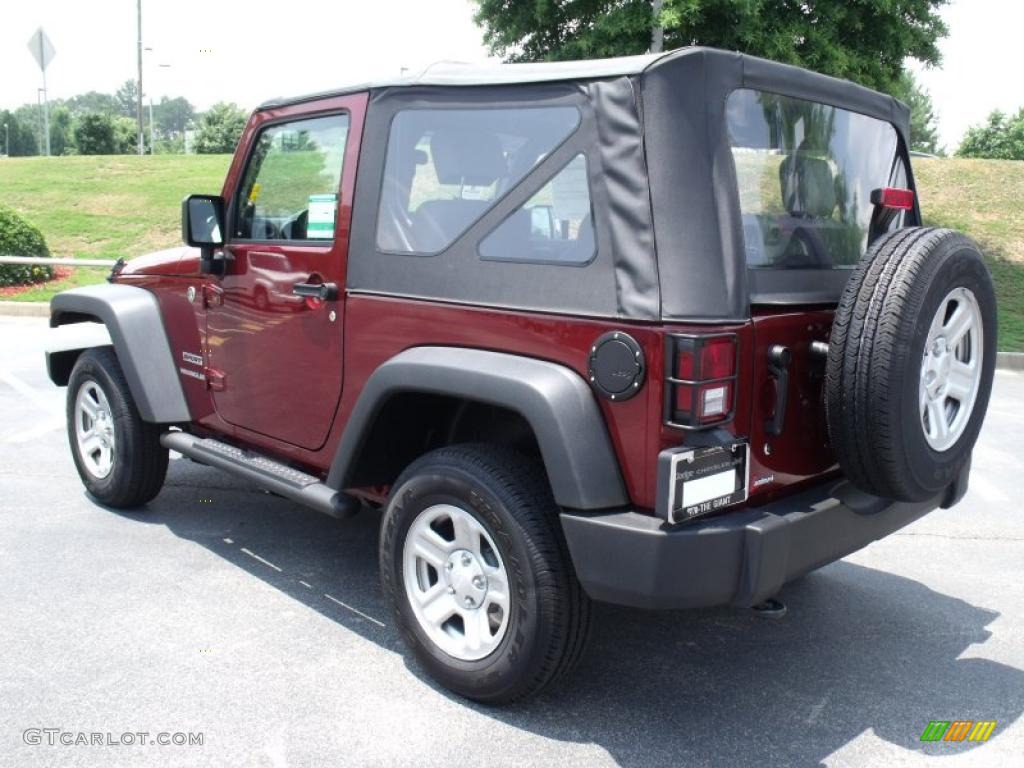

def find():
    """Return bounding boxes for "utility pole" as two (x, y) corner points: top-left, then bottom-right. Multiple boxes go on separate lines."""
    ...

(136, 0), (144, 155)
(3, 123), (8, 157)
(650, 0), (664, 53)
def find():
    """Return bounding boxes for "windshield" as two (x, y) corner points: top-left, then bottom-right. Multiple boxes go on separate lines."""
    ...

(726, 89), (907, 270)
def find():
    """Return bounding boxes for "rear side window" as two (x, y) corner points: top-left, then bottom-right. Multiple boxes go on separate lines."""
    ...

(235, 114), (349, 242)
(376, 106), (580, 254)
(726, 89), (906, 270)
(479, 154), (595, 265)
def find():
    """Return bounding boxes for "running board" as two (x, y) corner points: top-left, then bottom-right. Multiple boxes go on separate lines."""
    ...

(160, 432), (360, 519)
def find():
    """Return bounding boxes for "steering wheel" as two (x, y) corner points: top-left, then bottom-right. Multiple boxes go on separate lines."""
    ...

(780, 226), (832, 268)
(253, 218), (280, 240)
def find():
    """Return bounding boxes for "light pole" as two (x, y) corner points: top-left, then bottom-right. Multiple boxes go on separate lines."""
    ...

(651, 0), (664, 53)
(136, 0), (144, 155)
(143, 47), (172, 155)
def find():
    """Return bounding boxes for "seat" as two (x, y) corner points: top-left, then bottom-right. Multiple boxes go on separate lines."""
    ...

(406, 127), (508, 252)
(412, 199), (491, 253)
(779, 153), (837, 218)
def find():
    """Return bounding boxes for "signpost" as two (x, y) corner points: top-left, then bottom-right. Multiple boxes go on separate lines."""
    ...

(27, 27), (55, 157)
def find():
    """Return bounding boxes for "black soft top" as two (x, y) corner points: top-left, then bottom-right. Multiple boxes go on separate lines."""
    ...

(300, 48), (912, 322)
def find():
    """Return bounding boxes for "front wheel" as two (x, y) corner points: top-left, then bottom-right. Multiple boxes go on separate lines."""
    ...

(66, 347), (169, 508)
(380, 444), (591, 704)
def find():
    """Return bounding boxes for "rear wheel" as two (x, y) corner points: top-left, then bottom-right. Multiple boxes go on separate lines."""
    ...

(66, 347), (169, 508)
(825, 227), (996, 501)
(380, 444), (591, 703)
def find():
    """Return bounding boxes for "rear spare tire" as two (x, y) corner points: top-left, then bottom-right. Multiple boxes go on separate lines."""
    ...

(825, 227), (996, 502)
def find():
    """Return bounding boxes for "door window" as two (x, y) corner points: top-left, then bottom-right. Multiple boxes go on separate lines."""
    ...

(234, 114), (350, 242)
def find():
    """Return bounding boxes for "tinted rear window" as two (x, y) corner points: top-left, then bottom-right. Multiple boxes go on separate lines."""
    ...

(726, 89), (906, 270)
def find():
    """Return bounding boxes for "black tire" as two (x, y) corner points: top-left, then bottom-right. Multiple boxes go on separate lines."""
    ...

(825, 227), (996, 502)
(66, 347), (169, 508)
(379, 444), (591, 704)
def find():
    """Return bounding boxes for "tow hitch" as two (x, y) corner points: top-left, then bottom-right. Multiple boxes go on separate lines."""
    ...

(751, 597), (788, 619)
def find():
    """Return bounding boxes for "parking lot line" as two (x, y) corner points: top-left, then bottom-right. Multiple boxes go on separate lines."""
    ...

(0, 368), (60, 417)
(324, 593), (386, 628)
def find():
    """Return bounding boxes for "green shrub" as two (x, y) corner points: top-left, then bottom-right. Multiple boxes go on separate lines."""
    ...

(0, 205), (53, 287)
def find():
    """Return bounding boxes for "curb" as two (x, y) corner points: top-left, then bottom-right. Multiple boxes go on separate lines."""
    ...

(997, 352), (1024, 372)
(0, 301), (48, 317)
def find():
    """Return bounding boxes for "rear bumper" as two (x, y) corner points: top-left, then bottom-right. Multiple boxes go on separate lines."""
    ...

(560, 461), (969, 610)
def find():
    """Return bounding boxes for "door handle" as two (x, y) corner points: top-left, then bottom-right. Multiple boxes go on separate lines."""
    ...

(292, 282), (338, 301)
(765, 344), (792, 437)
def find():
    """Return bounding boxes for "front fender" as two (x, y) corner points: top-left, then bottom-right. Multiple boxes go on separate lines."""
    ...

(327, 347), (628, 510)
(49, 284), (190, 423)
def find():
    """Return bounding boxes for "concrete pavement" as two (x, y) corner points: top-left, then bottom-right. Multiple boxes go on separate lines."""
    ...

(0, 315), (1021, 767)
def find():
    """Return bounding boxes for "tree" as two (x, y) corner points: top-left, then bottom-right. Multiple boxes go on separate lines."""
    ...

(14, 104), (45, 153)
(0, 110), (38, 156)
(65, 91), (119, 116)
(892, 72), (941, 155)
(194, 102), (248, 154)
(114, 79), (140, 119)
(956, 108), (1024, 160)
(48, 106), (75, 156)
(74, 112), (117, 155)
(473, 0), (949, 93)
(113, 116), (146, 154)
(154, 96), (195, 141)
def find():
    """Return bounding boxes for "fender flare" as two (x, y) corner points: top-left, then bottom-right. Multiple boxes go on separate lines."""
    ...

(49, 284), (190, 423)
(327, 347), (628, 510)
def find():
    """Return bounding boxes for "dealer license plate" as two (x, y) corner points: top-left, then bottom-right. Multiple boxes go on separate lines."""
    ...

(666, 443), (748, 524)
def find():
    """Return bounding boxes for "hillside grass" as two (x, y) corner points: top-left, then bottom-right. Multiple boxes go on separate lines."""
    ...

(914, 158), (1024, 352)
(0, 154), (230, 300)
(0, 154), (1021, 349)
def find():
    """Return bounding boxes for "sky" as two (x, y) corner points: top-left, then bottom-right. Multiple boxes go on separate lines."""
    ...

(1, 0), (1021, 152)
(0, 0), (498, 113)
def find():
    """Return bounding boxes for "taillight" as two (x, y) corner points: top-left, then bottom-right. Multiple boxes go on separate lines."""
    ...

(665, 333), (738, 428)
(871, 186), (915, 210)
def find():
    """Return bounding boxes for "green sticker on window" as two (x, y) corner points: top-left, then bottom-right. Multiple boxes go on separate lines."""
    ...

(308, 194), (337, 239)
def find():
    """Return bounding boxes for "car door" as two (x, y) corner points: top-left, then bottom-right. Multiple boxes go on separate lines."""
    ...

(205, 95), (365, 450)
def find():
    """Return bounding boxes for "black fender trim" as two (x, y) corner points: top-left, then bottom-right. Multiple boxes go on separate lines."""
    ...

(326, 347), (628, 510)
(49, 284), (190, 423)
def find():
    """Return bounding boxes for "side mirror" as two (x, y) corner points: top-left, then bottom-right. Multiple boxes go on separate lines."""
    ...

(182, 194), (226, 274)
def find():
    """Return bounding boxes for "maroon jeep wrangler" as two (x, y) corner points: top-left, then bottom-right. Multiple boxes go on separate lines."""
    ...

(47, 48), (996, 703)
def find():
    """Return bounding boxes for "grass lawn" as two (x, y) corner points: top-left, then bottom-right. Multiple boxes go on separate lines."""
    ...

(0, 154), (1022, 350)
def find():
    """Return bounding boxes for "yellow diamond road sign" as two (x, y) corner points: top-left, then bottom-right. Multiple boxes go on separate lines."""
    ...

(27, 27), (56, 72)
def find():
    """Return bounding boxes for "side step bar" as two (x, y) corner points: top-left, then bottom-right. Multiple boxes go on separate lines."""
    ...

(161, 432), (360, 519)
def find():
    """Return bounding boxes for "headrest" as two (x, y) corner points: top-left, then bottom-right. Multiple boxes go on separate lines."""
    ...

(430, 128), (506, 186)
(779, 154), (837, 218)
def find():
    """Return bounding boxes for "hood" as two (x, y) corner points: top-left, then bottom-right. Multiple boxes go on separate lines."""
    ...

(118, 246), (201, 277)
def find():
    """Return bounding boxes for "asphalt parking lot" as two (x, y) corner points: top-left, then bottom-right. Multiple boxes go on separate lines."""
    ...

(1, 314), (1022, 767)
